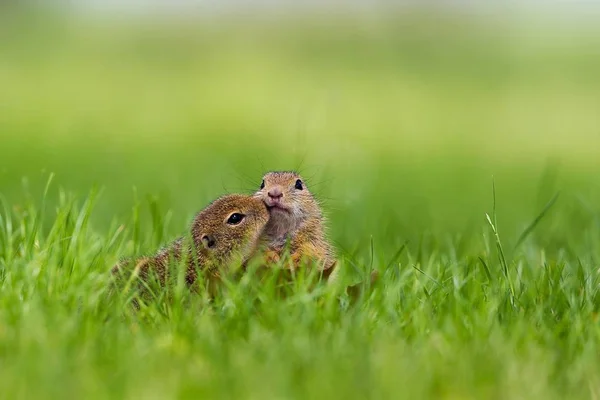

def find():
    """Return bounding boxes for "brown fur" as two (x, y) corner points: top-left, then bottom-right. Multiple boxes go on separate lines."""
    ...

(112, 194), (269, 298)
(253, 171), (337, 278)
(253, 171), (380, 300)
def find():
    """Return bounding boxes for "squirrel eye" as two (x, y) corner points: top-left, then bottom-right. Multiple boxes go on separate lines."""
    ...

(294, 179), (303, 190)
(227, 213), (245, 225)
(260, 180), (265, 190)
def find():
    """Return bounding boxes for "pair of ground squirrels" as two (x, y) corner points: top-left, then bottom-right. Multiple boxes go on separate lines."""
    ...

(112, 171), (339, 296)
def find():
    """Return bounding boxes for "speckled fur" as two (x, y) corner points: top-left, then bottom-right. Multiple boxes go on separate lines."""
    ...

(254, 171), (337, 278)
(112, 194), (269, 293)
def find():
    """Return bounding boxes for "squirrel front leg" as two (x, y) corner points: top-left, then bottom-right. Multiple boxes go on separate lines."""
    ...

(290, 242), (333, 272)
(263, 249), (282, 265)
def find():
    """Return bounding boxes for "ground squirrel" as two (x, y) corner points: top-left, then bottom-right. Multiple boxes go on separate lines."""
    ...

(254, 171), (379, 299)
(253, 171), (337, 278)
(112, 194), (269, 298)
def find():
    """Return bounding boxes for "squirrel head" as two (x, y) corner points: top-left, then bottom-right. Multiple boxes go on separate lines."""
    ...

(191, 194), (269, 263)
(254, 171), (321, 224)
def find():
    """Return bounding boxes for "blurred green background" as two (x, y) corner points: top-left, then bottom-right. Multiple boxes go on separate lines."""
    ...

(1, 6), (599, 258)
(2, 4), (600, 399)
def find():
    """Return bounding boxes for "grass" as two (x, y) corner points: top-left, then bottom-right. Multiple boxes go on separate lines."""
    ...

(1, 10), (600, 399)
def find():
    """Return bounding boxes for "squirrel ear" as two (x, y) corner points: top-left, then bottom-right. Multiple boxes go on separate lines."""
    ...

(201, 234), (216, 249)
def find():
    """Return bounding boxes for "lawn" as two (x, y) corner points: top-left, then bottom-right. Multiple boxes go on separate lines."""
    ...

(1, 9), (600, 399)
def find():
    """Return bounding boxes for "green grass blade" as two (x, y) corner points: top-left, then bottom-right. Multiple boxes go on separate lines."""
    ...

(513, 192), (560, 252)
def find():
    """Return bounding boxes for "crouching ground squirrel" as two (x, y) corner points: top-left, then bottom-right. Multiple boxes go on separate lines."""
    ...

(112, 194), (269, 297)
(253, 171), (337, 278)
(254, 171), (379, 297)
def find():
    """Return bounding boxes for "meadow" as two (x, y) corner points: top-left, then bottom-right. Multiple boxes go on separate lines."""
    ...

(1, 9), (600, 399)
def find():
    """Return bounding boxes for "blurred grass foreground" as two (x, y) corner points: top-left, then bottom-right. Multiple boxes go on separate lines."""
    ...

(1, 4), (600, 399)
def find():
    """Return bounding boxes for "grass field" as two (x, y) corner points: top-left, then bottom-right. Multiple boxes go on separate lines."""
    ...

(1, 9), (600, 399)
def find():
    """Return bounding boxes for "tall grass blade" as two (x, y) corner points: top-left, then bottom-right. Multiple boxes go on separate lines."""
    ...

(486, 178), (515, 305)
(513, 192), (560, 252)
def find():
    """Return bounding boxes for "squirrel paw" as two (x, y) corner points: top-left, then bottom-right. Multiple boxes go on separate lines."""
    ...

(263, 249), (281, 265)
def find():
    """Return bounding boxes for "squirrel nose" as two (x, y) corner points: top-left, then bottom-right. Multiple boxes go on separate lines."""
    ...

(268, 188), (283, 200)
(201, 234), (216, 249)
